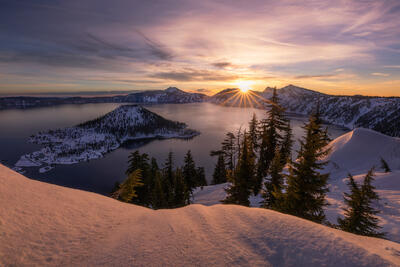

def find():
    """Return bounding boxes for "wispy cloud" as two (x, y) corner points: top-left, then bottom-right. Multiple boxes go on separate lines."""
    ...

(150, 68), (239, 82)
(294, 74), (337, 79)
(1, 0), (400, 95)
(371, 72), (390, 77)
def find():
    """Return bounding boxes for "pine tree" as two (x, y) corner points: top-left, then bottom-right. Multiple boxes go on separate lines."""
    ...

(236, 127), (243, 163)
(222, 132), (236, 171)
(183, 150), (197, 192)
(163, 152), (175, 206)
(380, 157), (391, 173)
(195, 167), (207, 187)
(262, 149), (285, 209)
(248, 113), (259, 151)
(338, 169), (384, 237)
(212, 154), (227, 185)
(283, 111), (331, 223)
(152, 171), (167, 209)
(111, 169), (144, 203)
(257, 88), (288, 192)
(279, 121), (293, 166)
(125, 151), (152, 206)
(173, 168), (190, 207)
(223, 133), (255, 206)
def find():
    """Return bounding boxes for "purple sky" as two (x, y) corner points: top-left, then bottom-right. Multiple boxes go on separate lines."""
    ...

(1, 0), (400, 96)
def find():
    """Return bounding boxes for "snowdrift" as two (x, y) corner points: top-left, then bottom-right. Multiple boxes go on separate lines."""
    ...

(325, 128), (400, 175)
(1, 164), (400, 266)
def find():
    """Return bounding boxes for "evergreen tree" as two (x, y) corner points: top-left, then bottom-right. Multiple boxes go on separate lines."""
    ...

(223, 133), (255, 206)
(111, 169), (144, 202)
(257, 88), (288, 192)
(125, 151), (152, 206)
(152, 171), (167, 209)
(236, 127), (243, 164)
(195, 167), (207, 187)
(380, 157), (391, 173)
(248, 113), (259, 151)
(279, 121), (293, 166)
(262, 149), (285, 209)
(222, 132), (237, 171)
(183, 150), (197, 192)
(173, 168), (190, 207)
(283, 111), (331, 223)
(163, 152), (175, 206)
(338, 169), (384, 237)
(212, 154), (227, 185)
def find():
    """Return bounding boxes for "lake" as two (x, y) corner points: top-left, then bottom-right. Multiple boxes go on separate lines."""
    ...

(0, 102), (348, 194)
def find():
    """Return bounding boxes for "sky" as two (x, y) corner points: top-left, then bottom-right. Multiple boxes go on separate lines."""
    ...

(0, 0), (400, 96)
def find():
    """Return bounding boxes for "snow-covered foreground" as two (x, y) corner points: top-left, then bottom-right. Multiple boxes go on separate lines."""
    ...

(1, 164), (400, 266)
(194, 128), (400, 244)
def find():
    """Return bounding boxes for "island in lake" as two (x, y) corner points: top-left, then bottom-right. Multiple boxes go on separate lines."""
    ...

(15, 105), (199, 173)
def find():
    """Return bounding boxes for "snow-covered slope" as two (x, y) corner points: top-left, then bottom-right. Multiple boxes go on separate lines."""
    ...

(194, 128), (400, 243)
(1, 164), (400, 266)
(324, 128), (400, 175)
(263, 85), (400, 137)
(211, 85), (400, 137)
(15, 105), (198, 172)
(124, 87), (208, 104)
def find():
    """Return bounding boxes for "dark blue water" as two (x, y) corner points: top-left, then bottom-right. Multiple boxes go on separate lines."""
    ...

(0, 103), (348, 194)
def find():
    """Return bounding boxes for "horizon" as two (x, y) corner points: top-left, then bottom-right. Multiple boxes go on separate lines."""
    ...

(2, 84), (400, 98)
(1, 1), (400, 96)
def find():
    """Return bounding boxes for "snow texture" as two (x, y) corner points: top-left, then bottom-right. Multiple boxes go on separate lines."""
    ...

(1, 163), (400, 266)
(193, 128), (400, 244)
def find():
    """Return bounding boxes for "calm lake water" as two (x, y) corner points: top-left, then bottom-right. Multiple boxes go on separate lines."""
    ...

(0, 102), (348, 194)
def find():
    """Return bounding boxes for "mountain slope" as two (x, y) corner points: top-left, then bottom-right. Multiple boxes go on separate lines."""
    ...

(0, 87), (208, 110)
(211, 85), (400, 137)
(263, 85), (400, 137)
(123, 87), (207, 103)
(324, 128), (400, 175)
(15, 105), (198, 172)
(1, 164), (400, 266)
(193, 128), (400, 243)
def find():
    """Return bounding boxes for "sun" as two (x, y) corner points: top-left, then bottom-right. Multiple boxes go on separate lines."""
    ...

(236, 80), (253, 93)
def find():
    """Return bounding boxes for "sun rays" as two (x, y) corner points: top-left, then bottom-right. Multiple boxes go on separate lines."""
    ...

(218, 87), (272, 108)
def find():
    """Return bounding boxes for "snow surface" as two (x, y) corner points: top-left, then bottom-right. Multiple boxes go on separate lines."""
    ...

(324, 128), (400, 176)
(194, 128), (400, 243)
(1, 164), (400, 266)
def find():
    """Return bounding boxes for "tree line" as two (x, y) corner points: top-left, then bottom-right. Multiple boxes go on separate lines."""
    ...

(111, 150), (206, 209)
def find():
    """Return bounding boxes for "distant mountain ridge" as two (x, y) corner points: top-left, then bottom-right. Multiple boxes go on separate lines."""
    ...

(2, 84), (400, 137)
(0, 87), (208, 110)
(211, 85), (400, 137)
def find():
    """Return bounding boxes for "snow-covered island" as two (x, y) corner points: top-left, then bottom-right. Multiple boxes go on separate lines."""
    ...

(15, 105), (199, 172)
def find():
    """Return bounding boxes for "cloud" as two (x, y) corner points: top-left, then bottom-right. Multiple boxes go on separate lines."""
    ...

(150, 69), (239, 82)
(1, 0), (400, 95)
(371, 72), (390, 77)
(294, 74), (337, 79)
(212, 62), (234, 69)
(384, 65), (400, 69)
(135, 30), (173, 60)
